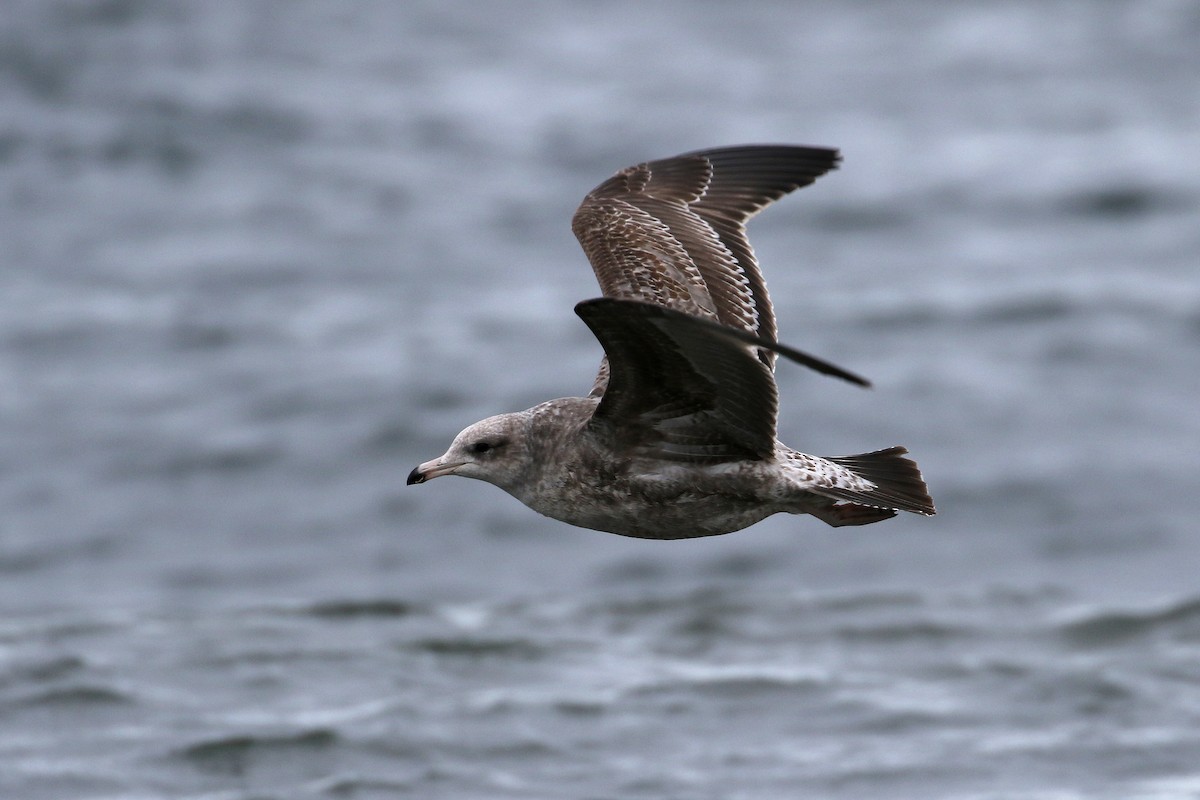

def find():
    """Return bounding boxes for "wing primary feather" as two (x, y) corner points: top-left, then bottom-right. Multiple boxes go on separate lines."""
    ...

(748, 332), (872, 388)
(577, 297), (871, 388)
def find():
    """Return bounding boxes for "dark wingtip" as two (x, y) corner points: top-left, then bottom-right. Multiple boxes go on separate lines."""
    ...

(576, 297), (873, 388)
(406, 466), (425, 485)
(768, 338), (872, 388)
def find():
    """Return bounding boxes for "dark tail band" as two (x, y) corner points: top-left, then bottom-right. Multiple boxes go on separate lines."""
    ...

(821, 446), (936, 516)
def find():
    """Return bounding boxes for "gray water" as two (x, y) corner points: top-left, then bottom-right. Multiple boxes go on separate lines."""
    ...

(3, 2), (1200, 797)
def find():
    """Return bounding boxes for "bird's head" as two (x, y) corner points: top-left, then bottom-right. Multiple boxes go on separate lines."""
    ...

(407, 412), (531, 493)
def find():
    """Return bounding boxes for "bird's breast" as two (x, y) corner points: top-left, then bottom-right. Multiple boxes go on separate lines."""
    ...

(524, 458), (777, 539)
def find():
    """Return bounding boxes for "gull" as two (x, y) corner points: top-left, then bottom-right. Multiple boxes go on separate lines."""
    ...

(408, 145), (934, 538)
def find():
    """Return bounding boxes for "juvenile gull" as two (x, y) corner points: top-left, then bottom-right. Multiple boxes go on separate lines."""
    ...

(408, 145), (935, 538)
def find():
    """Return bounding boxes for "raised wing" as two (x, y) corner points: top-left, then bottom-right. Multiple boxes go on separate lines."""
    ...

(571, 145), (841, 349)
(575, 299), (868, 463)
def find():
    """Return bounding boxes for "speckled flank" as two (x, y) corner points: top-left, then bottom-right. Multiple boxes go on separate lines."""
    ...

(779, 448), (877, 495)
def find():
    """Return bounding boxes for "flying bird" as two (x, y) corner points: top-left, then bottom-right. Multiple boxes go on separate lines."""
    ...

(408, 145), (934, 538)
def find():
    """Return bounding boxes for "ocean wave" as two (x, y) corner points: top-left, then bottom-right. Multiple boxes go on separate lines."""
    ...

(1058, 596), (1200, 646)
(176, 728), (339, 776)
(5, 684), (135, 710)
(831, 619), (976, 642)
(404, 636), (548, 660)
(627, 663), (831, 699)
(1057, 184), (1193, 219)
(302, 598), (417, 619)
(0, 654), (86, 685)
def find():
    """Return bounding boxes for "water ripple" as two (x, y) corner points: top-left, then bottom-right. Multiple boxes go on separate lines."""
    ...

(1059, 596), (1200, 646)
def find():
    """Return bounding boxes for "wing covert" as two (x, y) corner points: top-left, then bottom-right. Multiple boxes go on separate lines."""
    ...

(574, 298), (870, 463)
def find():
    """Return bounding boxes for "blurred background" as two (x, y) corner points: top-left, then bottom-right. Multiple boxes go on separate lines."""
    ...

(2, 2), (1198, 798)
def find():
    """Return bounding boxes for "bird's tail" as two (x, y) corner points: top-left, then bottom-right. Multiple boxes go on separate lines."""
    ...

(819, 446), (936, 516)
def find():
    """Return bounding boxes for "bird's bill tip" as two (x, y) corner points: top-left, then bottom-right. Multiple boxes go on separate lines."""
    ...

(407, 458), (464, 485)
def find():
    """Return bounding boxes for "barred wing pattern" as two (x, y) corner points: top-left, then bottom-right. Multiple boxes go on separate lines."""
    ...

(571, 145), (840, 391)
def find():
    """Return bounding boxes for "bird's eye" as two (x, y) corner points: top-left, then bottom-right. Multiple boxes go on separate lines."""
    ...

(469, 441), (492, 454)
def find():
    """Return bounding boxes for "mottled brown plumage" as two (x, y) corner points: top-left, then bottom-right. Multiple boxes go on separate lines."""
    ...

(573, 145), (841, 388)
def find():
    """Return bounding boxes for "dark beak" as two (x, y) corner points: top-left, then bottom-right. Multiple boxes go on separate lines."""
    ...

(407, 457), (463, 485)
